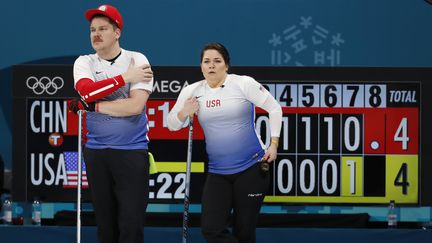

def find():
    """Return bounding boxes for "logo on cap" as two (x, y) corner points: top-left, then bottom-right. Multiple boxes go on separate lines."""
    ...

(85, 4), (123, 30)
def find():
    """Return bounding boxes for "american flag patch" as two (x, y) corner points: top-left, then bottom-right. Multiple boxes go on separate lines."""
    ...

(63, 152), (89, 188)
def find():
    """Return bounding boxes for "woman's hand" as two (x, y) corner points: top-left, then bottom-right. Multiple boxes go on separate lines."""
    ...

(261, 137), (279, 163)
(261, 143), (278, 163)
(178, 96), (199, 121)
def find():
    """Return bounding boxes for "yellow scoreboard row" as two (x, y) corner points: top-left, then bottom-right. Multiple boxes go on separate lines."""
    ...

(264, 155), (418, 204)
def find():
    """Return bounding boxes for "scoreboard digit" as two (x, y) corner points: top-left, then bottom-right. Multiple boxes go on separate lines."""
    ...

(262, 82), (419, 204)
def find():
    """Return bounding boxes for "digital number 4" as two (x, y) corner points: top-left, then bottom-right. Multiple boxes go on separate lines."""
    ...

(394, 117), (409, 150)
(394, 163), (409, 195)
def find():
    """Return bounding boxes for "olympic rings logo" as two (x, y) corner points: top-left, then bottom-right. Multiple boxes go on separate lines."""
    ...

(26, 76), (64, 95)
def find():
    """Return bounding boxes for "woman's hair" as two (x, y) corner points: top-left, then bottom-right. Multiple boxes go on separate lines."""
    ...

(200, 42), (230, 67)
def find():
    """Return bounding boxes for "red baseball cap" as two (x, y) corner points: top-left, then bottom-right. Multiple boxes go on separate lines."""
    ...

(85, 4), (123, 30)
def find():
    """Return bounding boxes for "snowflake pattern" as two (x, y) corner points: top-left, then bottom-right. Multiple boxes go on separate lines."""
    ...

(268, 16), (345, 66)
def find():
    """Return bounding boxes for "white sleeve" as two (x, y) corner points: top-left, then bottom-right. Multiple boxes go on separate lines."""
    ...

(238, 76), (269, 107)
(238, 75), (282, 137)
(130, 52), (153, 93)
(259, 96), (283, 137)
(166, 84), (197, 131)
(73, 56), (94, 86)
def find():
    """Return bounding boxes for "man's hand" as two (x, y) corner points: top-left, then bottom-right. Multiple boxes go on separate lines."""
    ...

(122, 58), (153, 83)
(67, 98), (96, 113)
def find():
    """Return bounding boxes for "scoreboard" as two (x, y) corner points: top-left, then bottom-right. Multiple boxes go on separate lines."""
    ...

(12, 65), (432, 206)
(258, 82), (419, 203)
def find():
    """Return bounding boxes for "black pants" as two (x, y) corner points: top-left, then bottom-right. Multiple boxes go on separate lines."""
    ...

(201, 163), (270, 243)
(84, 148), (149, 243)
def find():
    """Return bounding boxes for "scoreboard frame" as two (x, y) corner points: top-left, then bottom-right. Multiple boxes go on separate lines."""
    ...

(12, 65), (432, 206)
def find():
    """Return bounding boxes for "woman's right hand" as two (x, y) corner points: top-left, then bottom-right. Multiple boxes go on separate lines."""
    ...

(179, 97), (199, 121)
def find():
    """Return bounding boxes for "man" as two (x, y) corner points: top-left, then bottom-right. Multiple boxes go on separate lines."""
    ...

(72, 4), (153, 243)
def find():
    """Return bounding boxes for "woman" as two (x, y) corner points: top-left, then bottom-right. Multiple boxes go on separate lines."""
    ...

(167, 43), (282, 243)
